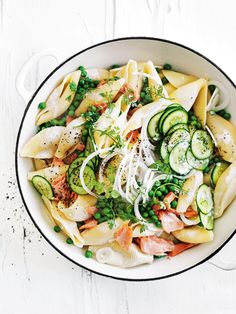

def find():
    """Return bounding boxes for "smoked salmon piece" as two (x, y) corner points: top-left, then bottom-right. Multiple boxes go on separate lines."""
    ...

(139, 236), (174, 255)
(79, 218), (98, 230)
(168, 243), (196, 257)
(159, 211), (184, 233)
(114, 223), (133, 251)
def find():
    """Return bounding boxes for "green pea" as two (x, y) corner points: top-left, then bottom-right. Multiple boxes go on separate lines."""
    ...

(90, 106), (97, 112)
(190, 115), (197, 121)
(163, 188), (168, 195)
(148, 210), (155, 217)
(208, 84), (216, 94)
(223, 112), (231, 120)
(68, 110), (74, 116)
(191, 120), (198, 127)
(78, 66), (85, 71)
(213, 156), (220, 163)
(155, 67), (161, 73)
(51, 119), (58, 126)
(171, 200), (178, 208)
(85, 250), (93, 258)
(152, 215), (158, 222)
(53, 225), (61, 233)
(142, 212), (149, 218)
(209, 159), (214, 165)
(82, 135), (87, 143)
(84, 84), (89, 89)
(159, 186), (166, 193)
(78, 87), (85, 93)
(168, 185), (176, 192)
(98, 217), (108, 223)
(161, 77), (169, 85)
(75, 94), (83, 101)
(148, 190), (154, 197)
(203, 166), (210, 173)
(66, 238), (73, 244)
(85, 77), (91, 83)
(101, 208), (110, 216)
(163, 63), (172, 70)
(73, 100), (79, 108)
(94, 212), (101, 219)
(38, 102), (46, 110)
(111, 64), (120, 69)
(140, 91), (146, 99)
(218, 109), (225, 116)
(172, 178), (178, 184)
(152, 198), (159, 205)
(139, 206), (145, 213)
(154, 181), (161, 187)
(145, 94), (152, 102)
(82, 129), (88, 136)
(196, 122), (202, 129)
(81, 70), (87, 77)
(155, 221), (162, 227)
(94, 80), (99, 85)
(126, 206), (133, 214)
(79, 80), (85, 86)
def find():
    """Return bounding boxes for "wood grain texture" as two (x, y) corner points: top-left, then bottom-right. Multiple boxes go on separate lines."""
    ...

(0, 0), (236, 313)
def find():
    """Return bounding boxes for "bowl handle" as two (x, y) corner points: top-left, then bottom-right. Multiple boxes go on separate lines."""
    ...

(208, 254), (236, 271)
(16, 49), (64, 103)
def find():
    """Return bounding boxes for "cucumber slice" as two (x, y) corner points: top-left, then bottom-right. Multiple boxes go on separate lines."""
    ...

(196, 184), (213, 214)
(161, 109), (188, 134)
(68, 156), (94, 176)
(69, 166), (96, 195)
(211, 161), (229, 187)
(160, 136), (170, 163)
(158, 107), (181, 134)
(169, 141), (192, 175)
(168, 129), (190, 152)
(199, 211), (214, 230)
(85, 135), (99, 167)
(167, 123), (189, 135)
(191, 130), (214, 160)
(147, 111), (163, 142)
(32, 175), (54, 200)
(186, 148), (209, 170)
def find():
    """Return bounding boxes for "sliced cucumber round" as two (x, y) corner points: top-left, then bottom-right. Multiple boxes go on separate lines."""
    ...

(196, 184), (213, 214)
(167, 123), (189, 135)
(158, 107), (180, 134)
(161, 109), (188, 135)
(169, 141), (192, 175)
(186, 148), (209, 170)
(160, 136), (170, 163)
(32, 175), (54, 200)
(147, 111), (163, 142)
(69, 166), (96, 195)
(68, 156), (94, 176)
(211, 161), (229, 188)
(191, 130), (214, 160)
(168, 129), (190, 152)
(199, 211), (214, 230)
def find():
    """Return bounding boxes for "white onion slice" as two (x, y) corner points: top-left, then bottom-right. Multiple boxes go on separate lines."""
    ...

(207, 80), (230, 112)
(206, 125), (218, 147)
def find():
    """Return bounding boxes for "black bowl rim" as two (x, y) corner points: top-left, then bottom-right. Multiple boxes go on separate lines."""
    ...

(15, 36), (236, 282)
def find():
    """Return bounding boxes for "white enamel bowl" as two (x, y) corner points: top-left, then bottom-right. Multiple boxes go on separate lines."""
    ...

(16, 37), (236, 281)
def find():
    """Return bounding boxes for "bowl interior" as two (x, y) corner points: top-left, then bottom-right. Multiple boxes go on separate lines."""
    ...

(16, 38), (236, 280)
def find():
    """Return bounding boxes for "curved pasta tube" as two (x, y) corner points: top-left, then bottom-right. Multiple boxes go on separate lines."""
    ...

(27, 164), (69, 182)
(81, 218), (124, 245)
(42, 196), (84, 247)
(170, 78), (207, 111)
(123, 98), (171, 136)
(55, 117), (85, 159)
(193, 82), (208, 127)
(36, 71), (81, 126)
(145, 61), (168, 100)
(89, 242), (153, 268)
(93, 95), (123, 150)
(164, 83), (176, 95)
(176, 171), (203, 213)
(34, 159), (47, 170)
(214, 161), (236, 218)
(75, 78), (125, 116)
(86, 68), (109, 80)
(162, 70), (197, 88)
(20, 126), (65, 159)
(206, 113), (236, 162)
(57, 194), (97, 222)
(172, 226), (214, 244)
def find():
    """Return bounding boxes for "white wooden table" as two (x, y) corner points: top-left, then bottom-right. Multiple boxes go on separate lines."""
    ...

(1, 0), (236, 313)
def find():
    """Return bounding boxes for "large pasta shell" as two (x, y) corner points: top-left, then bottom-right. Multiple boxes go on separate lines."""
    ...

(206, 113), (236, 162)
(193, 82), (208, 127)
(176, 171), (203, 213)
(36, 71), (81, 126)
(214, 161), (236, 218)
(162, 70), (196, 88)
(75, 78), (125, 116)
(89, 242), (153, 268)
(172, 226), (214, 243)
(57, 195), (97, 222)
(42, 196), (84, 248)
(55, 117), (85, 159)
(81, 218), (124, 245)
(20, 126), (65, 159)
(27, 164), (69, 182)
(145, 61), (168, 100)
(170, 78), (206, 111)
